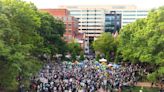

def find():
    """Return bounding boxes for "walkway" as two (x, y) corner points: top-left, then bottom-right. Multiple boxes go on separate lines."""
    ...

(135, 82), (164, 88)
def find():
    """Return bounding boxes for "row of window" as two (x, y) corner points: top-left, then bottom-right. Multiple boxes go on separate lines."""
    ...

(82, 29), (101, 30)
(82, 18), (102, 19)
(70, 10), (102, 12)
(86, 33), (101, 34)
(123, 14), (147, 16)
(123, 18), (136, 20)
(70, 10), (147, 13)
(81, 25), (102, 27)
(81, 21), (102, 23)
(82, 14), (102, 16)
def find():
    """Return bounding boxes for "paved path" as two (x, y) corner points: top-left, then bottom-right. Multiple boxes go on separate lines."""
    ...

(135, 82), (164, 88)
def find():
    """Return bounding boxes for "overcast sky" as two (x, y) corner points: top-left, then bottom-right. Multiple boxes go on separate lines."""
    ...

(23, 0), (164, 9)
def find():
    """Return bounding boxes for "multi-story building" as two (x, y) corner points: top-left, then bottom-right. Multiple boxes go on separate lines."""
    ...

(105, 11), (121, 33)
(59, 5), (148, 54)
(40, 9), (84, 47)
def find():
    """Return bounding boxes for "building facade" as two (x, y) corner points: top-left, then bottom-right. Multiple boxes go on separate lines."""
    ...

(59, 5), (148, 54)
(40, 9), (84, 47)
(105, 11), (121, 33)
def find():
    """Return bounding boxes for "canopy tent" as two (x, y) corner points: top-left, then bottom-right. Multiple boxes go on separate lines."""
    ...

(99, 58), (107, 62)
(99, 58), (107, 65)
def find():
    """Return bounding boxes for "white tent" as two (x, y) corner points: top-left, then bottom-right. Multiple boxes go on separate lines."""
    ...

(99, 58), (107, 62)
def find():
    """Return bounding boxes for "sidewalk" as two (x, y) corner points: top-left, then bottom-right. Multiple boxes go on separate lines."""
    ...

(135, 82), (164, 88)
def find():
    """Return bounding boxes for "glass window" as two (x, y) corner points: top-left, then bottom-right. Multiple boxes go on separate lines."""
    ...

(82, 14), (88, 16)
(82, 10), (88, 12)
(137, 14), (147, 16)
(63, 17), (67, 21)
(116, 15), (120, 19)
(137, 10), (148, 12)
(68, 30), (72, 33)
(123, 10), (136, 12)
(88, 14), (95, 16)
(68, 17), (72, 21)
(123, 14), (136, 16)
(68, 24), (72, 27)
(88, 10), (95, 12)
(96, 14), (102, 16)
(123, 18), (136, 20)
(116, 22), (120, 25)
(70, 10), (81, 12)
(96, 10), (101, 12)
(70, 14), (81, 16)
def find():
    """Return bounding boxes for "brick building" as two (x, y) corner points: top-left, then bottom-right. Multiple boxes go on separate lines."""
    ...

(40, 9), (84, 46)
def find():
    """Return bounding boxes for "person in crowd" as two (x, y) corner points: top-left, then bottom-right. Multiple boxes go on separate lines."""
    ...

(30, 60), (143, 92)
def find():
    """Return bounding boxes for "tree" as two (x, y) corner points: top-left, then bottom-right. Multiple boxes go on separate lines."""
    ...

(0, 0), (43, 90)
(96, 54), (101, 61)
(118, 6), (164, 81)
(37, 12), (66, 60)
(67, 41), (82, 62)
(92, 32), (115, 62)
(79, 52), (85, 61)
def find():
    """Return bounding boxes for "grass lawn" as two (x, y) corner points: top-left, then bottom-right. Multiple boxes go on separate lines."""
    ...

(122, 86), (159, 92)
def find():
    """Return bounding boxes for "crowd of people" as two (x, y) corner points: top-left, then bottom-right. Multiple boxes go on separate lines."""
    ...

(29, 59), (142, 92)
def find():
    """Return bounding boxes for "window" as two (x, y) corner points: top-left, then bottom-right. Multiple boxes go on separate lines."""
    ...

(137, 10), (148, 12)
(82, 14), (88, 16)
(123, 14), (136, 16)
(70, 14), (81, 16)
(123, 18), (136, 20)
(123, 10), (136, 12)
(96, 10), (101, 12)
(63, 17), (67, 21)
(137, 14), (147, 16)
(68, 24), (72, 28)
(96, 14), (102, 16)
(88, 10), (95, 12)
(68, 17), (72, 21)
(82, 10), (88, 12)
(116, 15), (120, 19)
(87, 14), (95, 16)
(70, 10), (81, 12)
(116, 22), (120, 25)
(68, 30), (72, 33)
(123, 22), (131, 23)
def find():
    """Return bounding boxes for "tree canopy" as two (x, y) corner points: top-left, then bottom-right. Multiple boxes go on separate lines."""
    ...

(118, 6), (164, 81)
(0, 0), (67, 90)
(92, 32), (116, 61)
(67, 41), (82, 61)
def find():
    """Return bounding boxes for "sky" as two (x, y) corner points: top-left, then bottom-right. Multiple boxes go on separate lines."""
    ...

(23, 0), (164, 9)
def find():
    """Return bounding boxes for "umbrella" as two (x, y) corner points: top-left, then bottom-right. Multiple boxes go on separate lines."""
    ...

(108, 64), (112, 66)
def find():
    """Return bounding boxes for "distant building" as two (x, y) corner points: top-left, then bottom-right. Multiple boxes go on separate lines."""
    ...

(59, 5), (148, 54)
(105, 11), (121, 33)
(40, 9), (84, 47)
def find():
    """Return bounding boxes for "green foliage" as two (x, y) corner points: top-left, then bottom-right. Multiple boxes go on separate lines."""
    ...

(118, 6), (164, 81)
(37, 12), (66, 60)
(67, 41), (81, 61)
(96, 54), (101, 61)
(79, 52), (84, 61)
(0, 0), (66, 90)
(92, 32), (115, 62)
